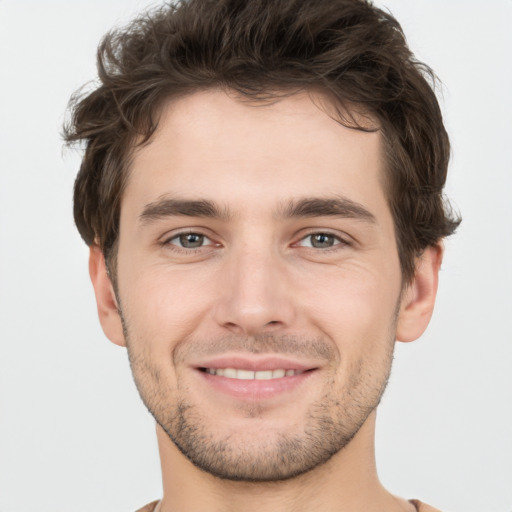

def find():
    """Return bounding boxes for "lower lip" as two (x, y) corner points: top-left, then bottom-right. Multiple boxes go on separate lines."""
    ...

(197, 370), (315, 400)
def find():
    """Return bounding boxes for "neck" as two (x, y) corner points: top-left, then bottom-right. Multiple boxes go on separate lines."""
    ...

(156, 412), (413, 512)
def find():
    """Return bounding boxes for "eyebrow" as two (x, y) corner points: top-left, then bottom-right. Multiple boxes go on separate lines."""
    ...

(139, 198), (232, 224)
(279, 196), (376, 223)
(139, 196), (376, 224)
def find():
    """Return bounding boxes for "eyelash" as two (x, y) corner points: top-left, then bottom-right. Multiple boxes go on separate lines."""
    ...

(161, 230), (350, 254)
(295, 231), (349, 251)
(162, 231), (217, 252)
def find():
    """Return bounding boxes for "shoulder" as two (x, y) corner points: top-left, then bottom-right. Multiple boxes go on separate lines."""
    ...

(135, 500), (160, 512)
(410, 499), (443, 512)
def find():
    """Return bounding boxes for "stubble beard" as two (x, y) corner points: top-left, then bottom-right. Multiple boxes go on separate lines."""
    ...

(121, 314), (396, 483)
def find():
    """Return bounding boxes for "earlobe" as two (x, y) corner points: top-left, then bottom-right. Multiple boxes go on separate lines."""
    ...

(396, 243), (444, 343)
(88, 245), (126, 347)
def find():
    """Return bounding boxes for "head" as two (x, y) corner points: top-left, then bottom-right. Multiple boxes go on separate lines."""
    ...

(67, 0), (459, 284)
(65, 0), (459, 482)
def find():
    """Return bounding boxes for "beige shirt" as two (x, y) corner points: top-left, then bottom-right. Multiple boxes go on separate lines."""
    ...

(136, 500), (159, 512)
(136, 499), (442, 511)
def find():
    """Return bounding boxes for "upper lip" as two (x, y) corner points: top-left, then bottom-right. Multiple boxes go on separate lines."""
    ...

(194, 355), (318, 372)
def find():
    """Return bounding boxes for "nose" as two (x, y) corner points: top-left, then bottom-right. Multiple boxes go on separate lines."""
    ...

(213, 244), (296, 336)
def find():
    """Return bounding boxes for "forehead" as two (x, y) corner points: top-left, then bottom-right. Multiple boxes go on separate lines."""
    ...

(124, 88), (387, 219)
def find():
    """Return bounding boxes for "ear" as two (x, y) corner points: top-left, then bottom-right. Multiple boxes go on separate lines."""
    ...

(88, 245), (126, 347)
(396, 243), (444, 343)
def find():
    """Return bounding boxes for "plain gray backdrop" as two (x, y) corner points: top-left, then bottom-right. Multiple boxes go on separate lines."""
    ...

(0, 1), (511, 511)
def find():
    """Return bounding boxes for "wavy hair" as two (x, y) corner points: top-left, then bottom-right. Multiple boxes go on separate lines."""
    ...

(64, 0), (460, 282)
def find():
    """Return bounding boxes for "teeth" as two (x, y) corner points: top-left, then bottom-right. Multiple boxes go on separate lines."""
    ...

(204, 368), (304, 380)
(237, 369), (255, 380)
(223, 368), (237, 378)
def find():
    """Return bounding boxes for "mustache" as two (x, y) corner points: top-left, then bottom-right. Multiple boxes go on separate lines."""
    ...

(173, 333), (336, 364)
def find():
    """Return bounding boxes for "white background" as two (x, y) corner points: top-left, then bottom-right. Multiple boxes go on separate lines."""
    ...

(0, 1), (511, 511)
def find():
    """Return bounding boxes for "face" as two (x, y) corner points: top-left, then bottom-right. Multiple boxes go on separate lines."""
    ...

(109, 89), (408, 481)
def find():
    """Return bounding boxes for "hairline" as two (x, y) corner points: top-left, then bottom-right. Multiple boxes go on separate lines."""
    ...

(103, 86), (415, 287)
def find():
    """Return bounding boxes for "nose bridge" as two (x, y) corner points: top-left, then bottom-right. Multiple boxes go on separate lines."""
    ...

(236, 242), (276, 301)
(214, 236), (295, 334)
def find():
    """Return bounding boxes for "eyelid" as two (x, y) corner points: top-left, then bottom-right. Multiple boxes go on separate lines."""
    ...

(160, 228), (219, 248)
(294, 229), (351, 248)
(158, 227), (352, 251)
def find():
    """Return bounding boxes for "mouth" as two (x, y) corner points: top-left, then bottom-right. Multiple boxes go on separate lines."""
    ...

(199, 368), (307, 379)
(193, 357), (318, 400)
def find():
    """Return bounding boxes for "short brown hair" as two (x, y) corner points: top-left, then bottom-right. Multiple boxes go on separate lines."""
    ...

(64, 0), (460, 282)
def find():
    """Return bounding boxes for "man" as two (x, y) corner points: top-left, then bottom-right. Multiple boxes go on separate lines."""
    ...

(65, 0), (459, 510)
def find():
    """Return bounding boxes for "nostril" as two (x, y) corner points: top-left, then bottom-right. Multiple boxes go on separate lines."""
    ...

(265, 320), (283, 328)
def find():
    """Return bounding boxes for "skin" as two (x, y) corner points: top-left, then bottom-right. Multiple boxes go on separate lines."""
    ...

(89, 89), (442, 512)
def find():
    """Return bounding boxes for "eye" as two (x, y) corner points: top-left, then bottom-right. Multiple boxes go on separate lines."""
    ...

(297, 233), (345, 249)
(167, 232), (213, 249)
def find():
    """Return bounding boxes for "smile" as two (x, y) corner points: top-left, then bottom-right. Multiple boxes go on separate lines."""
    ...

(202, 368), (305, 379)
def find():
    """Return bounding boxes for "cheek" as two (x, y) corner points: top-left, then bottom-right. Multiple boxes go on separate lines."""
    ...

(301, 266), (399, 401)
(119, 264), (216, 351)
(298, 261), (401, 351)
